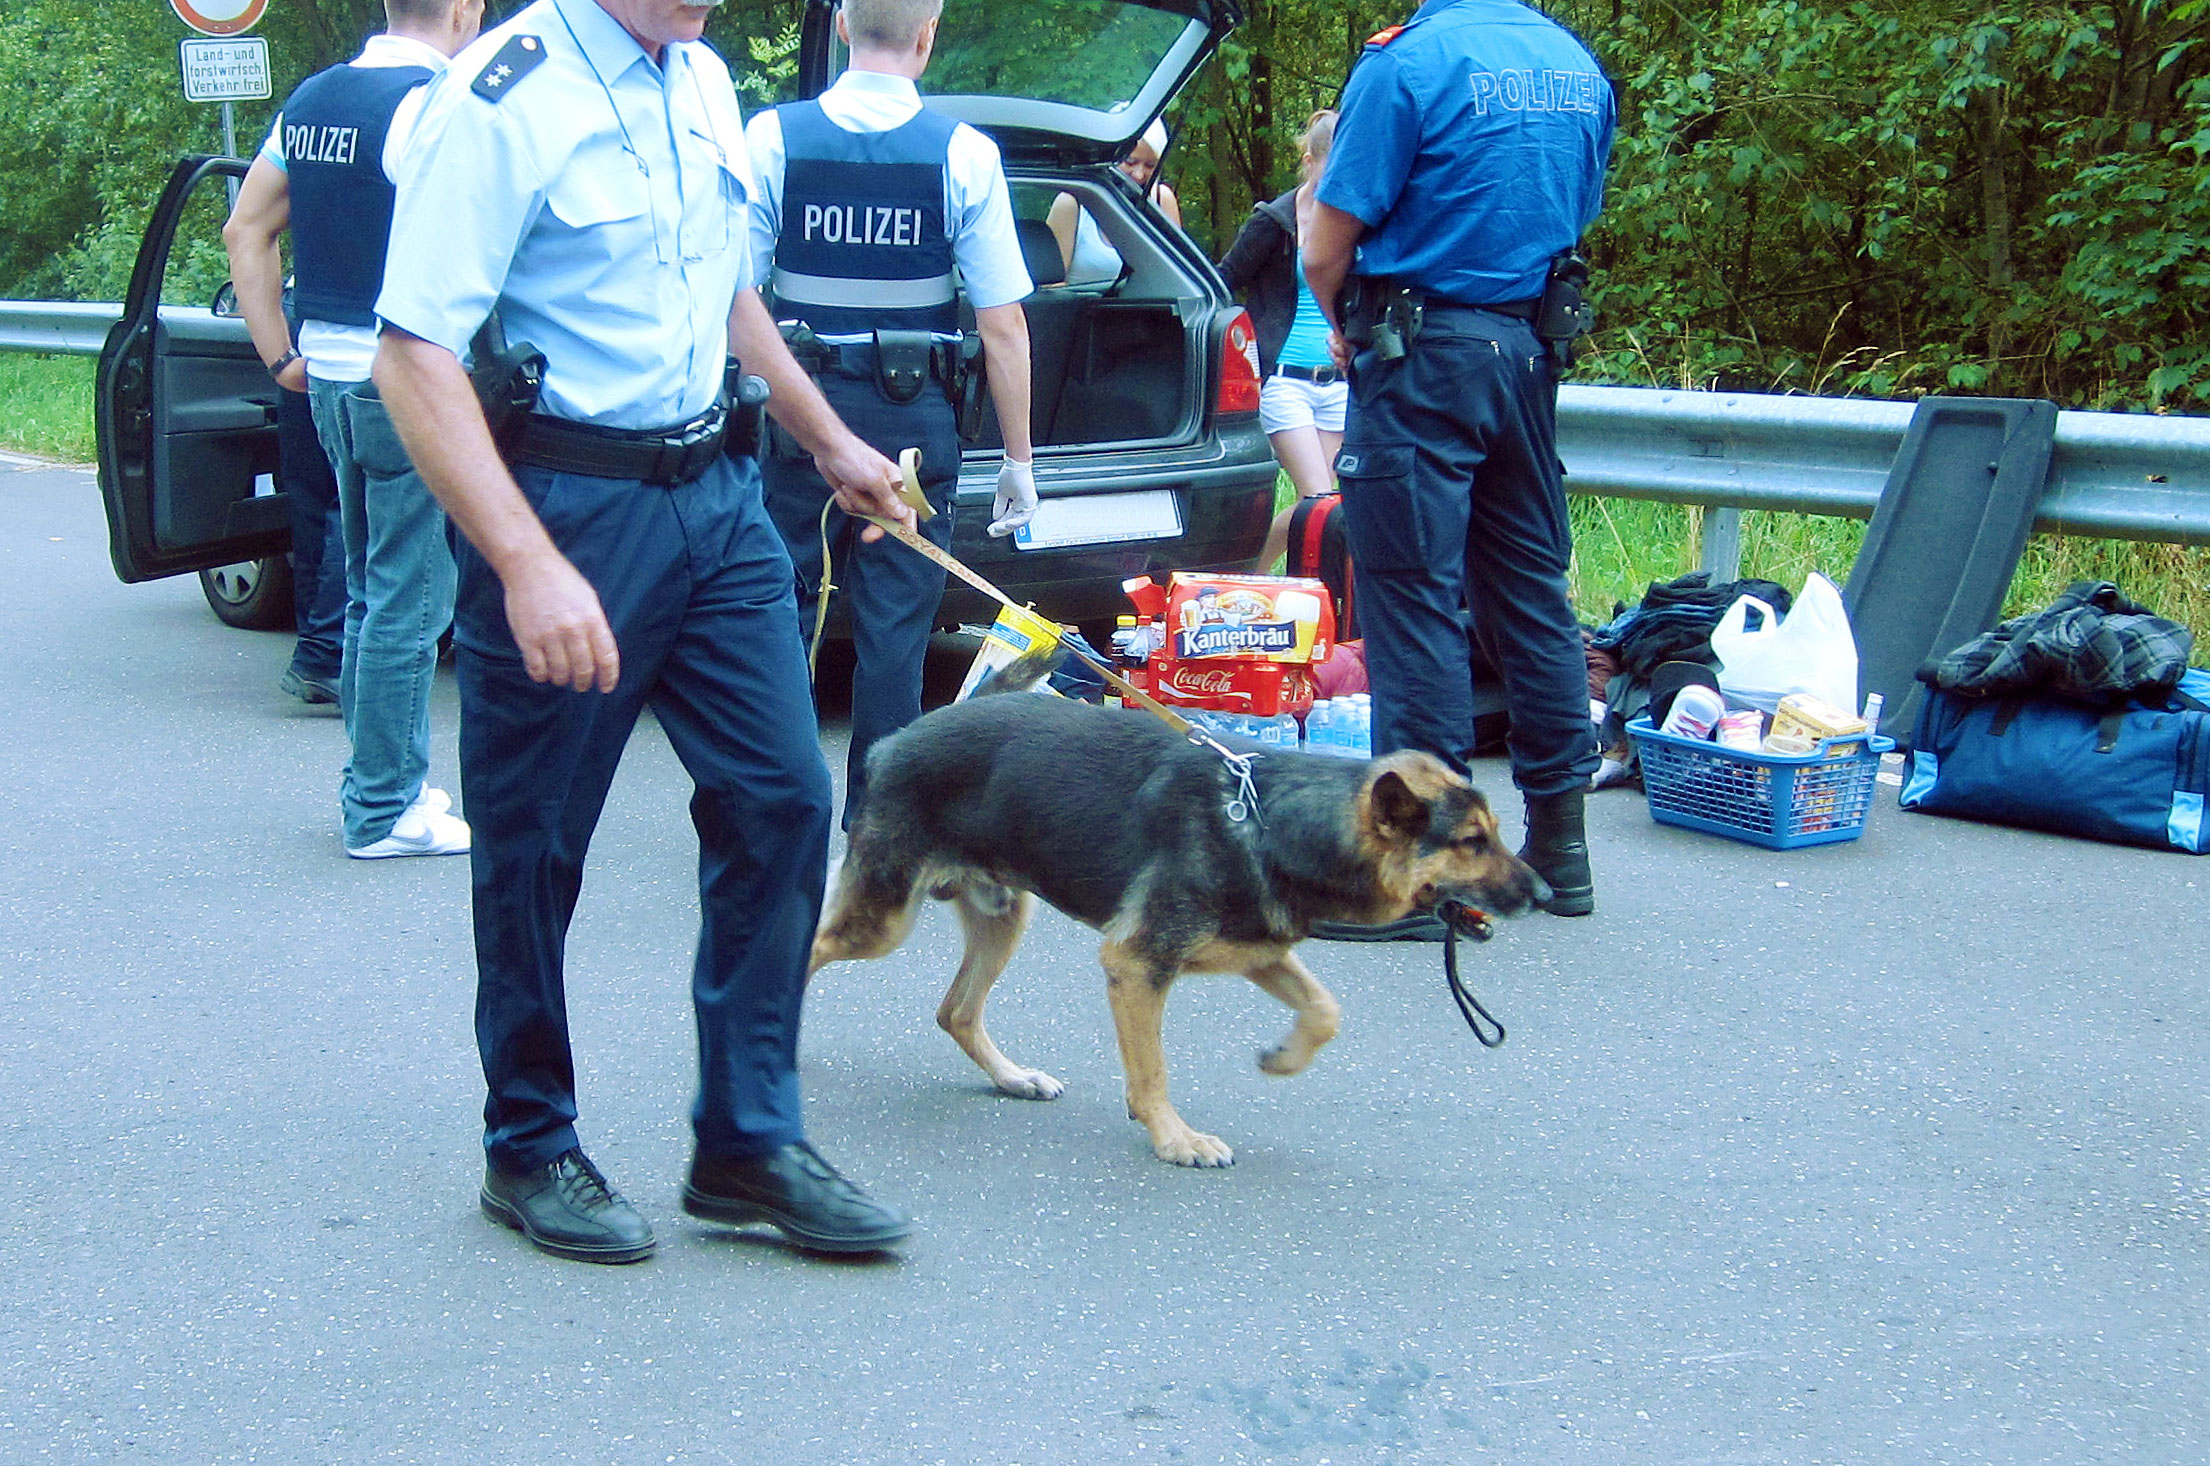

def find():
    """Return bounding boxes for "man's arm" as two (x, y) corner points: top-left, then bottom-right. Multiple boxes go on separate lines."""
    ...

(726, 290), (911, 531)
(974, 302), (1032, 463)
(220, 156), (306, 393)
(373, 326), (622, 693)
(1301, 200), (1365, 334)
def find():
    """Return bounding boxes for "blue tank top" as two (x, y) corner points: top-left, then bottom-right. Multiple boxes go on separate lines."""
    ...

(1275, 252), (1334, 370)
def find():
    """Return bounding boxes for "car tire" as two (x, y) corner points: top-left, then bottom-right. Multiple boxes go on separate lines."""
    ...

(199, 556), (296, 631)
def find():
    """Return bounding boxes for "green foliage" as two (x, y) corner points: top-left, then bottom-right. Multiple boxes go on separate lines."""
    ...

(0, 354), (95, 464)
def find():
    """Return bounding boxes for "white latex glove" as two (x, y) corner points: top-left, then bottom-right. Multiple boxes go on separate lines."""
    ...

(988, 457), (1038, 538)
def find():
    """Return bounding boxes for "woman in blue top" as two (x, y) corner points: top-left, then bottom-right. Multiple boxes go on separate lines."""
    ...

(1218, 110), (1345, 570)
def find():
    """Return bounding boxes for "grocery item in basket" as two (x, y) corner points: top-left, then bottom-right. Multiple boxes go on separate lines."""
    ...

(1715, 709), (1765, 750)
(1761, 732), (1816, 755)
(1770, 692), (1869, 744)
(1659, 682), (1725, 740)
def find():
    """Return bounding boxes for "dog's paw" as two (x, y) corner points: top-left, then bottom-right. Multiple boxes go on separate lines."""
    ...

(1156, 1131), (1235, 1168)
(1257, 1042), (1311, 1077)
(994, 1067), (1065, 1101)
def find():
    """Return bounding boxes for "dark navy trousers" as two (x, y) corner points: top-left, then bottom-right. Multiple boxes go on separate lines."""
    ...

(451, 454), (835, 1174)
(278, 383), (346, 683)
(1336, 310), (1598, 795)
(762, 366), (958, 827)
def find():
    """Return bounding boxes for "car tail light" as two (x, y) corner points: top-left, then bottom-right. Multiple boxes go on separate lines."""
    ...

(1216, 310), (1261, 416)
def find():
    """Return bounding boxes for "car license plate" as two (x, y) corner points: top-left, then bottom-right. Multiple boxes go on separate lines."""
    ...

(1012, 490), (1183, 550)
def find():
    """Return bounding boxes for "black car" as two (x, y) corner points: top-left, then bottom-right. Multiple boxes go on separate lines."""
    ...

(94, 0), (1273, 642)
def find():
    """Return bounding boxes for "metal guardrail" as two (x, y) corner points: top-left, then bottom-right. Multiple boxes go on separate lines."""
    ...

(6, 298), (2209, 548)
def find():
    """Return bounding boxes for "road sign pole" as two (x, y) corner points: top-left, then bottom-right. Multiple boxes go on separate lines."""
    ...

(222, 102), (239, 207)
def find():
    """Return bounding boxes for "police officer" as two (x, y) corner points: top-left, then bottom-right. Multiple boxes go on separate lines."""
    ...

(1305, 0), (1614, 932)
(374, 0), (918, 1262)
(745, 0), (1035, 828)
(224, 0), (482, 858)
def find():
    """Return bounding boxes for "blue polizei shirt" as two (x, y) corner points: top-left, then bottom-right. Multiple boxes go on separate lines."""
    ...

(376, 0), (754, 428)
(1317, 0), (1614, 305)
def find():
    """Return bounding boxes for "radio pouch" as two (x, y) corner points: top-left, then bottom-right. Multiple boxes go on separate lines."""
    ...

(873, 329), (931, 405)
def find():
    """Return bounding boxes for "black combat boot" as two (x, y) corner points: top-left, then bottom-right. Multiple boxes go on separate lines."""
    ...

(1520, 788), (1594, 916)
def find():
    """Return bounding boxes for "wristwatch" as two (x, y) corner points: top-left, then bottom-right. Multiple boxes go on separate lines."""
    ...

(266, 347), (301, 378)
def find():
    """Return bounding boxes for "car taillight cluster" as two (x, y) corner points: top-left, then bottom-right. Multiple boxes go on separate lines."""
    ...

(1215, 310), (1261, 416)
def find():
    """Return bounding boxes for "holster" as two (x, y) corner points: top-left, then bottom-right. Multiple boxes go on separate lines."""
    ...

(1533, 249), (1595, 367)
(721, 359), (770, 462)
(469, 312), (546, 452)
(1338, 276), (1421, 362)
(942, 334), (985, 440)
(872, 328), (931, 405)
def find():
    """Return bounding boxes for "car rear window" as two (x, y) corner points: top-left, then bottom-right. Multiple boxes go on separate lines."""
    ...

(928, 0), (1192, 114)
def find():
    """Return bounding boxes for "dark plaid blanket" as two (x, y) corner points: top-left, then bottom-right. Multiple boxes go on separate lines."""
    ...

(1922, 581), (2194, 705)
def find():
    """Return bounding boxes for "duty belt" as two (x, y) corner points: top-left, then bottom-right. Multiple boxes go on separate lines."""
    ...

(511, 403), (728, 487)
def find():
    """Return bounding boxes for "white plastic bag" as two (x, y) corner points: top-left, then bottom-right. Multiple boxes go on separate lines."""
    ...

(1710, 571), (1858, 714)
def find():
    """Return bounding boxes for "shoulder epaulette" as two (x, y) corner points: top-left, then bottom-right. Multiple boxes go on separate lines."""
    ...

(1364, 23), (1406, 48)
(472, 34), (546, 103)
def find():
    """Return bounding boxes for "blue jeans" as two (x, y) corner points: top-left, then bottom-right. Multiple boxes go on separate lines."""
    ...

(309, 377), (458, 848)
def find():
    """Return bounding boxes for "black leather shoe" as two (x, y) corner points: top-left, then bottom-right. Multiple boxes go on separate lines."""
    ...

(1311, 914), (1452, 942)
(683, 1141), (911, 1253)
(480, 1148), (656, 1264)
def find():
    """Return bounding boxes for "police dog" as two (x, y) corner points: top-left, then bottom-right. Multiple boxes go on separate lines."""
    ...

(808, 692), (1549, 1167)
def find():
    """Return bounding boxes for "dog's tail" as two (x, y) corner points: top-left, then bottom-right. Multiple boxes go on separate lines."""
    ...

(964, 641), (1059, 699)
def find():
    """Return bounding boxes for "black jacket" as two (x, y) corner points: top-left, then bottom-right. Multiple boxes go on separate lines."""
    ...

(1216, 189), (1300, 374)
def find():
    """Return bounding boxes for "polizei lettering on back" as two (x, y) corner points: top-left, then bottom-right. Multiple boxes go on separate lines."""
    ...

(1465, 69), (1604, 116)
(801, 203), (928, 248)
(285, 122), (362, 166)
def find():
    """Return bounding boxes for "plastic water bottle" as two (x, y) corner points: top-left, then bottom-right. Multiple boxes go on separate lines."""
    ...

(1305, 699), (1335, 754)
(1350, 694), (1373, 758)
(1263, 711), (1299, 746)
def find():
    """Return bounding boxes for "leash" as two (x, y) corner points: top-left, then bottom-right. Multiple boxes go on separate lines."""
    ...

(862, 455), (1265, 820)
(1437, 899), (1507, 1047)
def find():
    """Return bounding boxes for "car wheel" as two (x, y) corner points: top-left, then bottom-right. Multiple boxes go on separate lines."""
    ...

(199, 556), (296, 631)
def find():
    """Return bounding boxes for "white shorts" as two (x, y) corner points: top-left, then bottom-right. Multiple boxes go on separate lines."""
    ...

(1258, 372), (1350, 436)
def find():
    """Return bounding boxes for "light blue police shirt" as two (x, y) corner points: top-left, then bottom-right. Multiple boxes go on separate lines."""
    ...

(376, 0), (754, 428)
(744, 69), (1033, 323)
(1317, 0), (1613, 305)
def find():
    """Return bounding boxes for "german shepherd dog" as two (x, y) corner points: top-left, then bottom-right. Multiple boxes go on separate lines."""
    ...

(808, 693), (1549, 1166)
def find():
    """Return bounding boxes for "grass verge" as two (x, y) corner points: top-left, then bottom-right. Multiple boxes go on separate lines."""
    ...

(0, 353), (95, 464)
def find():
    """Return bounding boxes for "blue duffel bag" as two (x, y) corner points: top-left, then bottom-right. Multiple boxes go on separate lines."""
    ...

(1900, 668), (2210, 852)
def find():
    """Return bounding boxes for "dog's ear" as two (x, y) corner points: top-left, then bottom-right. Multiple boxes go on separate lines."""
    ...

(1366, 768), (1432, 841)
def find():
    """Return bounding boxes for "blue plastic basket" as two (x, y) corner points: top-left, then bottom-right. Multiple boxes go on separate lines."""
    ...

(1626, 716), (1894, 850)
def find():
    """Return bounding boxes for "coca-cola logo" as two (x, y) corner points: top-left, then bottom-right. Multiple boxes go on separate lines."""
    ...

(1166, 667), (1240, 694)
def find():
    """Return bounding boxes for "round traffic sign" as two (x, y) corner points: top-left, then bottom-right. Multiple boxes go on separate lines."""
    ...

(171, 0), (268, 37)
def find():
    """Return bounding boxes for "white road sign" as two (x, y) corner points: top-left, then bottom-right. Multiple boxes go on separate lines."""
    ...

(180, 37), (273, 103)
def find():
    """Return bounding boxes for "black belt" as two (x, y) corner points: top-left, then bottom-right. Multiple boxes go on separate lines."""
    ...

(510, 403), (728, 486)
(1425, 296), (1540, 322)
(1272, 362), (1345, 385)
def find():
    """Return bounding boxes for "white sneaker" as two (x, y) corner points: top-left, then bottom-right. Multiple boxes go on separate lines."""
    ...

(347, 805), (472, 859)
(408, 785), (453, 816)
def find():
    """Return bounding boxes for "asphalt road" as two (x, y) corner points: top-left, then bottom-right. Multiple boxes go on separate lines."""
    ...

(3, 456), (2206, 1465)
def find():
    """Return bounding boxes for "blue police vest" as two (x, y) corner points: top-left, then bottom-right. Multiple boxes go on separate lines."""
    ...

(283, 63), (433, 328)
(768, 101), (958, 336)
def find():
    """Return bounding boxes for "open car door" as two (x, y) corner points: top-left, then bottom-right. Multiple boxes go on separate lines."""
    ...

(96, 155), (290, 584)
